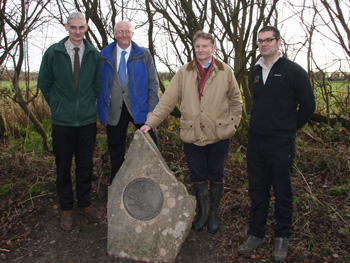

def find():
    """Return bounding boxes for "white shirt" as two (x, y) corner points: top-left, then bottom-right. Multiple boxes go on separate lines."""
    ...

(256, 53), (283, 84)
(116, 44), (132, 73)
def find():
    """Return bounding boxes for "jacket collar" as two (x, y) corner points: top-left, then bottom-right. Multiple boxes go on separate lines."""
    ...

(186, 58), (224, 71)
(56, 36), (93, 53)
(101, 40), (143, 63)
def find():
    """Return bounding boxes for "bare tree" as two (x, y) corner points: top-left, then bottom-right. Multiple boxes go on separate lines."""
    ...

(53, 0), (114, 49)
(209, 0), (280, 141)
(0, 0), (52, 150)
(320, 0), (350, 59)
(291, 0), (350, 128)
(147, 0), (209, 72)
(317, 0), (350, 126)
(54, 0), (146, 50)
(3, 0), (349, 146)
(143, 0), (281, 142)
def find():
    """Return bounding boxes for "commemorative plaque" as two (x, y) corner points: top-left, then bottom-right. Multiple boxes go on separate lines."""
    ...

(123, 178), (164, 221)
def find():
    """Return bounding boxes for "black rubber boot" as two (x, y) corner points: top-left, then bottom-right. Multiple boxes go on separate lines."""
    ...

(207, 182), (224, 234)
(192, 182), (208, 231)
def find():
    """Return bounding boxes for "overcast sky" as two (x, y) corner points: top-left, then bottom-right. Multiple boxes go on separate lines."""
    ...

(21, 1), (350, 73)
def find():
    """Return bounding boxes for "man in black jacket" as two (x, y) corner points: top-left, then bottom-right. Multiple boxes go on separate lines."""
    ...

(237, 26), (315, 262)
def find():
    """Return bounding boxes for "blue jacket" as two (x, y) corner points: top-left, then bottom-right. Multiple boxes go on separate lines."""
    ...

(97, 40), (159, 126)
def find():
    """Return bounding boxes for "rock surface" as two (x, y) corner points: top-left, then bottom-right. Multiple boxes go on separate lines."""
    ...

(107, 130), (196, 263)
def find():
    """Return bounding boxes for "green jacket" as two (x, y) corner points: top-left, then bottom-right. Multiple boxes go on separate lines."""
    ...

(38, 37), (101, 127)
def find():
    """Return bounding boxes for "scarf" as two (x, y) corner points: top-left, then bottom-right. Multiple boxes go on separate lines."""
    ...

(195, 56), (214, 100)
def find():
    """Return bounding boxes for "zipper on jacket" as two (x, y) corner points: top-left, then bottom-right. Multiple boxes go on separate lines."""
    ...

(63, 50), (80, 126)
(131, 61), (137, 96)
(105, 67), (113, 98)
(105, 59), (114, 116)
(75, 93), (80, 126)
(103, 57), (114, 98)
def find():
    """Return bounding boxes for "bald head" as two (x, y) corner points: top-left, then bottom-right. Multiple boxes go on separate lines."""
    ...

(114, 21), (134, 50)
(114, 21), (134, 33)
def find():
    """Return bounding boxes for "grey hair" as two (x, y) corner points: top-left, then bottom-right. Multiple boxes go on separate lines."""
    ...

(114, 21), (134, 33)
(67, 12), (86, 24)
(193, 31), (215, 45)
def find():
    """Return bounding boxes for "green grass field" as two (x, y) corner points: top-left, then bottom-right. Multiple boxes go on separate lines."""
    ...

(313, 80), (350, 116)
(1, 79), (349, 117)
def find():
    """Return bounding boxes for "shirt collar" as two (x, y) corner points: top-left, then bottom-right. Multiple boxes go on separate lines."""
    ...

(256, 53), (283, 69)
(66, 39), (84, 50)
(203, 57), (213, 69)
(117, 44), (132, 56)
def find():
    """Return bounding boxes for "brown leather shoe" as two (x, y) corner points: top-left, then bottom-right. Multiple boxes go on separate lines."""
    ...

(60, 210), (73, 231)
(79, 205), (103, 222)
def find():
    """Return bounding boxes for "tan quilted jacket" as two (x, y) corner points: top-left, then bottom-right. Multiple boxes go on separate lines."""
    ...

(145, 59), (243, 146)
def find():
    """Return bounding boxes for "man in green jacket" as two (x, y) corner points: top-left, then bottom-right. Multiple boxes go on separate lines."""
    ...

(38, 11), (102, 231)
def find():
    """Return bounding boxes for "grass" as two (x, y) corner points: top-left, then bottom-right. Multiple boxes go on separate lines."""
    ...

(313, 80), (350, 117)
(0, 117), (349, 262)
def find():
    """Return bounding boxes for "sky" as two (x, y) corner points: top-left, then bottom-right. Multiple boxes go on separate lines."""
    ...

(14, 1), (350, 74)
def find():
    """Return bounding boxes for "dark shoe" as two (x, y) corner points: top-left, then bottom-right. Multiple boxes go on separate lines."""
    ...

(192, 182), (208, 231)
(207, 182), (223, 234)
(237, 234), (266, 255)
(79, 205), (103, 222)
(272, 237), (289, 262)
(60, 210), (73, 231)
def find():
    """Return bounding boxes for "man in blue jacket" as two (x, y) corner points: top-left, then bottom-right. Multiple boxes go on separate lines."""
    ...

(237, 26), (315, 262)
(97, 21), (159, 183)
(38, 12), (103, 231)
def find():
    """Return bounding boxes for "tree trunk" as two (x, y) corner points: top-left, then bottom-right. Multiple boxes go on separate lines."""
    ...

(13, 75), (49, 151)
(0, 113), (7, 139)
(17, 99), (50, 151)
(311, 113), (350, 130)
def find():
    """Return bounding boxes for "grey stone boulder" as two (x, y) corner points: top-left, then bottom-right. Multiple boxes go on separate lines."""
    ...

(107, 130), (196, 263)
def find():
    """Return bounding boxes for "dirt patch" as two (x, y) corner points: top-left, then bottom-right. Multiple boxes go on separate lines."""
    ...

(0, 176), (227, 263)
(1, 127), (350, 262)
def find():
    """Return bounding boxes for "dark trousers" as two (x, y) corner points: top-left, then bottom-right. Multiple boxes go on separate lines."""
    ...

(52, 123), (97, 211)
(184, 139), (230, 183)
(247, 132), (296, 238)
(107, 103), (158, 182)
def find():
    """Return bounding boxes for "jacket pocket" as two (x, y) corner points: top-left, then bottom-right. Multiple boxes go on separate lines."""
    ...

(216, 116), (236, 140)
(50, 99), (60, 119)
(180, 119), (195, 143)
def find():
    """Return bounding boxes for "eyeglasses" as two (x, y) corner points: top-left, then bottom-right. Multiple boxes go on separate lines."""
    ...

(117, 30), (132, 35)
(258, 37), (278, 44)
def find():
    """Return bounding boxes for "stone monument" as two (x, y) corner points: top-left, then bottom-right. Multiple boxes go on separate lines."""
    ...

(107, 130), (196, 263)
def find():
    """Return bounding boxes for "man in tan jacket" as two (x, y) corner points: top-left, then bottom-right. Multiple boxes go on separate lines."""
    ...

(141, 31), (242, 234)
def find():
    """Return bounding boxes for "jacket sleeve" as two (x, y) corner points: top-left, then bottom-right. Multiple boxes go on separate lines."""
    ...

(143, 48), (159, 111)
(145, 70), (182, 128)
(294, 65), (316, 130)
(37, 50), (54, 106)
(228, 69), (243, 129)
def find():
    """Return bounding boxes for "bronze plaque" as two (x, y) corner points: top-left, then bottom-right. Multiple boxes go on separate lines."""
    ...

(123, 178), (164, 221)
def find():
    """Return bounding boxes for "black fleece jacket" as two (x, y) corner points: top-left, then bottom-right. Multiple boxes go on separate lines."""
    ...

(249, 56), (315, 138)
